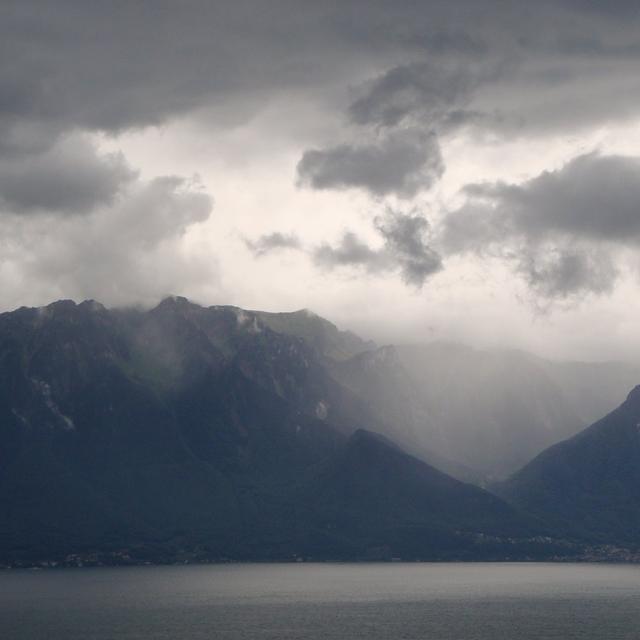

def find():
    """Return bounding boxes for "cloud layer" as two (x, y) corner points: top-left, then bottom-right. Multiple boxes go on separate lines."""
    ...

(440, 152), (640, 300)
(297, 130), (443, 198)
(245, 232), (302, 257)
(0, 135), (135, 215)
(1, 174), (214, 308)
(313, 210), (443, 287)
(3, 0), (640, 357)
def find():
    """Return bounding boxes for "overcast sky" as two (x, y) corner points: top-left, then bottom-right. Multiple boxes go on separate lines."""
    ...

(2, 0), (640, 361)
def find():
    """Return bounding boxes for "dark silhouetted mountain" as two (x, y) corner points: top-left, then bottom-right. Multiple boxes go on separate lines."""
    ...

(0, 298), (555, 566)
(298, 430), (545, 560)
(496, 386), (640, 546)
(331, 343), (640, 480)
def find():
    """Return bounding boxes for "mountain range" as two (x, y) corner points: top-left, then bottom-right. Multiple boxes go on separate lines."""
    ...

(0, 297), (638, 566)
(332, 342), (639, 480)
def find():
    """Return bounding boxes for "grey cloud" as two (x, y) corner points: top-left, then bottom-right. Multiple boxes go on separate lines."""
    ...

(345, 55), (640, 141)
(314, 232), (386, 271)
(348, 61), (499, 129)
(0, 121), (65, 157)
(0, 3), (255, 133)
(343, 12), (640, 143)
(518, 246), (618, 301)
(0, 173), (215, 308)
(297, 130), (443, 198)
(0, 135), (136, 215)
(245, 232), (302, 257)
(451, 153), (640, 245)
(0, 1), (396, 138)
(313, 210), (442, 287)
(3, 1), (640, 143)
(440, 151), (640, 299)
(112, 176), (211, 248)
(405, 29), (489, 56)
(296, 59), (500, 200)
(5, 0), (640, 310)
(376, 210), (443, 286)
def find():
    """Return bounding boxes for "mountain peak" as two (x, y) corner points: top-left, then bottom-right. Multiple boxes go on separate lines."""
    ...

(152, 295), (201, 314)
(36, 299), (80, 321)
(293, 308), (318, 318)
(45, 299), (76, 311)
(78, 299), (106, 312)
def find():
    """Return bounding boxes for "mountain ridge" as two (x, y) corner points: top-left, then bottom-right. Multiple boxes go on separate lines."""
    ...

(1, 296), (638, 566)
(0, 296), (557, 566)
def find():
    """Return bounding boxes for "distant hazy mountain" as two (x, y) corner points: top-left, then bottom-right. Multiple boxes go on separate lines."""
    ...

(331, 343), (640, 480)
(253, 308), (376, 361)
(0, 297), (552, 566)
(496, 386), (640, 545)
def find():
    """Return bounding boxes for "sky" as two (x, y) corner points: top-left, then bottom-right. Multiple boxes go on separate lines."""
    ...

(2, 0), (640, 361)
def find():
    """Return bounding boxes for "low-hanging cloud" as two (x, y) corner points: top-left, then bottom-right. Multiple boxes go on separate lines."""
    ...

(0, 172), (215, 309)
(440, 151), (640, 300)
(296, 130), (443, 198)
(312, 209), (442, 287)
(245, 232), (302, 257)
(517, 246), (618, 301)
(376, 209), (443, 286)
(314, 232), (386, 272)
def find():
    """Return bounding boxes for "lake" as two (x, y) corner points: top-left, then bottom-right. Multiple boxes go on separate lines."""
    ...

(1, 563), (639, 639)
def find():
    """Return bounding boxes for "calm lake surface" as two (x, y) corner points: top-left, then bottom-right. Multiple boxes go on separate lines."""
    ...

(1, 562), (639, 639)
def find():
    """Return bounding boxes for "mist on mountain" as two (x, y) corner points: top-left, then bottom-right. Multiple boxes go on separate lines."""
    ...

(0, 296), (638, 565)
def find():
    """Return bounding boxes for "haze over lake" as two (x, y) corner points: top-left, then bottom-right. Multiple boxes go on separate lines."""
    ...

(2, 563), (640, 640)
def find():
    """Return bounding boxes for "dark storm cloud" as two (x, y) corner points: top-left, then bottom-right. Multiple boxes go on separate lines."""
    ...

(0, 135), (135, 215)
(555, 0), (640, 17)
(0, 3), (258, 133)
(3, 0), (640, 141)
(297, 130), (443, 198)
(336, 2), (640, 158)
(344, 54), (640, 144)
(313, 210), (442, 287)
(376, 210), (443, 286)
(348, 61), (501, 129)
(291, 3), (640, 200)
(440, 152), (640, 299)
(245, 232), (302, 257)
(0, 0), (392, 137)
(298, 59), (506, 199)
